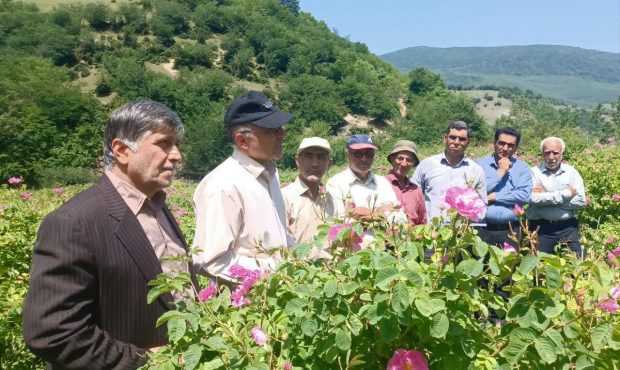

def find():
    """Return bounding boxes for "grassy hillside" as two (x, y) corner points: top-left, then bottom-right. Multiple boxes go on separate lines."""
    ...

(381, 45), (620, 107)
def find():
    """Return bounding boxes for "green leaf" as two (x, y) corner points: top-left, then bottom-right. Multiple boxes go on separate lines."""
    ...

(414, 298), (445, 317)
(294, 284), (313, 297)
(205, 336), (227, 350)
(323, 280), (338, 298)
(374, 254), (399, 268)
(285, 298), (306, 317)
(147, 286), (169, 304)
(591, 323), (611, 352)
(401, 268), (424, 286)
(167, 317), (186, 343)
(543, 265), (562, 289)
(545, 328), (564, 352)
(182, 344), (203, 370)
(379, 315), (399, 342)
(335, 328), (351, 351)
(337, 281), (359, 296)
(156, 310), (182, 327)
(534, 337), (557, 364)
(518, 254), (540, 275)
(375, 267), (399, 290)
(347, 315), (364, 336)
(430, 312), (449, 339)
(294, 243), (311, 259)
(202, 358), (225, 370)
(502, 339), (529, 364)
(509, 327), (537, 342)
(391, 282), (410, 313)
(457, 259), (484, 277)
(542, 301), (565, 318)
(301, 316), (318, 337)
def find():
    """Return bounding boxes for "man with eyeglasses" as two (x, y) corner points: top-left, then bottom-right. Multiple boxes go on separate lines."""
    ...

(326, 134), (406, 224)
(412, 121), (487, 224)
(476, 128), (532, 249)
(192, 91), (295, 283)
(527, 137), (586, 258)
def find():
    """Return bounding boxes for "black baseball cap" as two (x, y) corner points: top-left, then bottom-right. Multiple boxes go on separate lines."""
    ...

(224, 91), (293, 129)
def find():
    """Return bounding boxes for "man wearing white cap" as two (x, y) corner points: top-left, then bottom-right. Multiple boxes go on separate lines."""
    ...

(281, 137), (335, 244)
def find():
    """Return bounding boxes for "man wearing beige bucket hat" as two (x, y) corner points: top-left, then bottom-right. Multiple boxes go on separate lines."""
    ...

(386, 140), (426, 225)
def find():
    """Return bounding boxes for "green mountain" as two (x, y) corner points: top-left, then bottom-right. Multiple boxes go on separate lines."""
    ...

(381, 45), (620, 106)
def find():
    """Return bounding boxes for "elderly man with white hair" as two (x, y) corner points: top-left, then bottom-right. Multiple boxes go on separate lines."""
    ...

(527, 137), (586, 258)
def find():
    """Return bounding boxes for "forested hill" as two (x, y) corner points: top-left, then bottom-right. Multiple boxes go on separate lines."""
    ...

(381, 45), (620, 106)
(1, 0), (415, 183)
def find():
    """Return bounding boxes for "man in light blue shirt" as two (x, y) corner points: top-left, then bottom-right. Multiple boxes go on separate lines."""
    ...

(476, 128), (532, 248)
(412, 121), (487, 224)
(528, 137), (586, 258)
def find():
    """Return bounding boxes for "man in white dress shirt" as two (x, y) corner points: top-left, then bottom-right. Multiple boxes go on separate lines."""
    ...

(326, 134), (407, 224)
(528, 137), (586, 258)
(192, 91), (295, 283)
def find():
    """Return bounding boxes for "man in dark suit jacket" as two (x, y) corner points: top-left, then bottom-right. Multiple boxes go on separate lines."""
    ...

(23, 100), (197, 369)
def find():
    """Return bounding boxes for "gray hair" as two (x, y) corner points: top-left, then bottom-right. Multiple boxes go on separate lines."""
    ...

(540, 137), (565, 153)
(103, 100), (184, 169)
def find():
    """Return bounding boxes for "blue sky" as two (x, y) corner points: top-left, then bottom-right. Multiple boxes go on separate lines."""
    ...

(300, 0), (620, 55)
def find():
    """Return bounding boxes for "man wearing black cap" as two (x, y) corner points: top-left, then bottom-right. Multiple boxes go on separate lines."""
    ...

(192, 91), (295, 283)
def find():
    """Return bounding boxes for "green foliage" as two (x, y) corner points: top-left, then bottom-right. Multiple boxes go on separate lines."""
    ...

(143, 208), (620, 369)
(0, 54), (103, 184)
(408, 67), (445, 95)
(396, 91), (490, 145)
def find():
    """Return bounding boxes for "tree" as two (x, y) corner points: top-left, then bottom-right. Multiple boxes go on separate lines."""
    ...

(279, 0), (299, 13)
(408, 67), (445, 96)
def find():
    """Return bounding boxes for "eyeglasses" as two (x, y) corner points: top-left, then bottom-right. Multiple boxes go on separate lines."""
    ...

(496, 140), (516, 149)
(447, 135), (468, 143)
(350, 150), (375, 159)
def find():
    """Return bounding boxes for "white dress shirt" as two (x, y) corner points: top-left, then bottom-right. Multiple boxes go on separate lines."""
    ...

(527, 163), (586, 221)
(326, 168), (407, 224)
(192, 148), (295, 281)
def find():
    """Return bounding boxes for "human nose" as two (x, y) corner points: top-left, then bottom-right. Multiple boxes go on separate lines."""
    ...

(169, 145), (182, 162)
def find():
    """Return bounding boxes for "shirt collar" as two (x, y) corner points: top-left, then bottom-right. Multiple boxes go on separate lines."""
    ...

(386, 171), (412, 188)
(105, 170), (167, 215)
(292, 176), (311, 196)
(488, 154), (516, 168)
(440, 152), (470, 167)
(232, 147), (276, 180)
(344, 167), (376, 186)
(538, 162), (566, 175)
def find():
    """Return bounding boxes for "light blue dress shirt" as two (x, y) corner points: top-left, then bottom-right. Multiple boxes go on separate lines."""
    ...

(412, 152), (487, 223)
(476, 154), (532, 224)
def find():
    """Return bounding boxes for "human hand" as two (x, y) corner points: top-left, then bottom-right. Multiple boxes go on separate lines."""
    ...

(497, 157), (511, 177)
(567, 185), (577, 196)
(533, 185), (545, 193)
(487, 193), (496, 202)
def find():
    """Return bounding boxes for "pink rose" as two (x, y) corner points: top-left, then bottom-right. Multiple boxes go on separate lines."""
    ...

(611, 194), (620, 202)
(513, 204), (525, 216)
(52, 187), (63, 195)
(585, 196), (591, 205)
(610, 287), (620, 300)
(597, 298), (619, 314)
(250, 327), (268, 346)
(502, 242), (517, 254)
(444, 187), (486, 222)
(20, 192), (32, 200)
(283, 361), (292, 370)
(8, 177), (23, 185)
(608, 136), (616, 143)
(328, 223), (363, 252)
(387, 349), (429, 370)
(198, 281), (217, 302)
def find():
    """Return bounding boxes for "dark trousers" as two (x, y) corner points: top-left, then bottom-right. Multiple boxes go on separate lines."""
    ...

(529, 218), (584, 258)
(477, 223), (521, 303)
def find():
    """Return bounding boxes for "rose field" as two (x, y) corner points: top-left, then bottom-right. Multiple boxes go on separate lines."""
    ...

(1, 144), (619, 369)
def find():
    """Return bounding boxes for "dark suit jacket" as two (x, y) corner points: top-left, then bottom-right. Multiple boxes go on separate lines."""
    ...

(23, 175), (197, 370)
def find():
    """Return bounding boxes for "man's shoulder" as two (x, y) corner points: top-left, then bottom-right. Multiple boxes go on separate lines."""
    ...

(43, 181), (108, 223)
(326, 169), (351, 185)
(195, 157), (243, 191)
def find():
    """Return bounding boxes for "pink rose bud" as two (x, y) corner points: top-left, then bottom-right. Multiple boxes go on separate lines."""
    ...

(502, 242), (517, 254)
(513, 204), (525, 216)
(250, 327), (268, 346)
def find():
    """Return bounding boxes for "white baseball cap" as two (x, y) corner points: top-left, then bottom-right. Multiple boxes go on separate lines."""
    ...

(297, 137), (332, 155)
